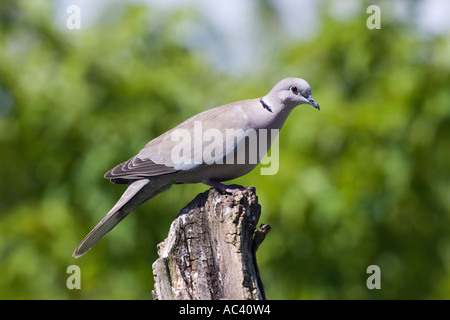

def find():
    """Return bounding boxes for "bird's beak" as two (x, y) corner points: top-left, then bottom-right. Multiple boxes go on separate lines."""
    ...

(307, 96), (320, 111)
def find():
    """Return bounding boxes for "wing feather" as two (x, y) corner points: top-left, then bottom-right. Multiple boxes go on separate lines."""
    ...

(104, 100), (254, 181)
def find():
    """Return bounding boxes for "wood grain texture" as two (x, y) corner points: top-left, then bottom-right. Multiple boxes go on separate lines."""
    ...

(152, 187), (270, 300)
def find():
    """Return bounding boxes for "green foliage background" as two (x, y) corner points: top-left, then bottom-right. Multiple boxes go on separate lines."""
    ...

(0, 1), (449, 299)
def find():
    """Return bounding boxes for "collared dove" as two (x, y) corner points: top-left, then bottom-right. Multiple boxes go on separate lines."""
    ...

(73, 77), (319, 258)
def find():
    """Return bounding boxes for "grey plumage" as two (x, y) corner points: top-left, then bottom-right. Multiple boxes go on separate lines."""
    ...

(73, 77), (319, 258)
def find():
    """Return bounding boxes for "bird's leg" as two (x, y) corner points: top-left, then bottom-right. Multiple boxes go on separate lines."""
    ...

(202, 180), (246, 193)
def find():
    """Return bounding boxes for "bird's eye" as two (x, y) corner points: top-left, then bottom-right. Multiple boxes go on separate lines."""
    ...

(290, 86), (298, 94)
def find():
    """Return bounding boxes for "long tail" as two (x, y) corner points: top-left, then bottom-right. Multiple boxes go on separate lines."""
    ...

(73, 179), (171, 258)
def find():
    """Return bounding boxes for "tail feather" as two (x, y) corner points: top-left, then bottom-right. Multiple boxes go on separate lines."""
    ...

(73, 179), (171, 258)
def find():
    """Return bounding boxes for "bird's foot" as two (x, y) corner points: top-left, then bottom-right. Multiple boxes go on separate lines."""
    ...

(203, 180), (247, 194)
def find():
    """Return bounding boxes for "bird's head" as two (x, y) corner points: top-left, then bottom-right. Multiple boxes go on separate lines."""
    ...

(262, 77), (320, 112)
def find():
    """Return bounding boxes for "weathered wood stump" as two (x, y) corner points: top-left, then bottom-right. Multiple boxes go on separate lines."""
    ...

(152, 187), (270, 300)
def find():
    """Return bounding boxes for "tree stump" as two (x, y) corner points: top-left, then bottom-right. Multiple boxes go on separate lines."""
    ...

(152, 187), (271, 300)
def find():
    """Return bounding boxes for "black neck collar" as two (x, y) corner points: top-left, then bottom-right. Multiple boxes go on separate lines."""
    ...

(260, 98), (273, 113)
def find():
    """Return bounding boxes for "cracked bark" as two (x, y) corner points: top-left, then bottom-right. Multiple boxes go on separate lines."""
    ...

(152, 187), (270, 300)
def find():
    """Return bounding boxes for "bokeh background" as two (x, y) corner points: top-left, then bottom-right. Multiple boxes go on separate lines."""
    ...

(1, 0), (449, 299)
